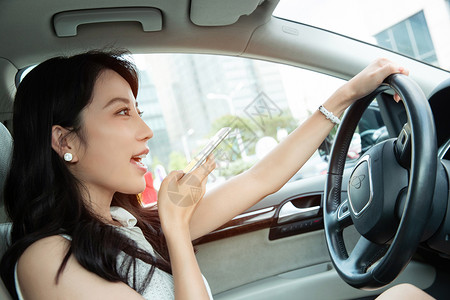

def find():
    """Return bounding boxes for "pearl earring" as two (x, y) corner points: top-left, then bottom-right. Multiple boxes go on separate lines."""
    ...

(63, 153), (73, 162)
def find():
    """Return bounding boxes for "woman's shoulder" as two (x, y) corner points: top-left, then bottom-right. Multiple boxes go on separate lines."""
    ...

(16, 235), (144, 299)
(18, 235), (70, 269)
(16, 235), (71, 298)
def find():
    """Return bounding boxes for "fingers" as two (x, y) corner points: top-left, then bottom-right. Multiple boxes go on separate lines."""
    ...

(200, 154), (217, 176)
(162, 155), (215, 191)
(375, 58), (409, 80)
(372, 58), (408, 103)
(160, 170), (182, 190)
(159, 155), (216, 208)
(367, 58), (409, 102)
(182, 154), (216, 183)
(398, 66), (409, 76)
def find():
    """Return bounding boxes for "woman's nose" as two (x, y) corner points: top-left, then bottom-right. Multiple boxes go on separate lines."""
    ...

(137, 117), (153, 141)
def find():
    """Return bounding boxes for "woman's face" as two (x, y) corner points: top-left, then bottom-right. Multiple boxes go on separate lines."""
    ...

(71, 69), (153, 201)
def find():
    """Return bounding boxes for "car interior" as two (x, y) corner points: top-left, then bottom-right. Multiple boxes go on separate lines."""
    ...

(1, 0), (450, 299)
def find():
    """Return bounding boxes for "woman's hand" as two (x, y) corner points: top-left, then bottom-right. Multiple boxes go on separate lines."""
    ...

(157, 155), (216, 300)
(336, 58), (409, 110)
(157, 155), (216, 235)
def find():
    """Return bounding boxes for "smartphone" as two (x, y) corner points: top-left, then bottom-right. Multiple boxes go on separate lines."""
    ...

(183, 127), (232, 174)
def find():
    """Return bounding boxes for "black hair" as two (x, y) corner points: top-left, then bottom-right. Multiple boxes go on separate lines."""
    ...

(0, 50), (171, 299)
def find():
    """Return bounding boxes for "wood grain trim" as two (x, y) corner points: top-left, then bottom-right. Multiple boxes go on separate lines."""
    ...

(193, 206), (276, 245)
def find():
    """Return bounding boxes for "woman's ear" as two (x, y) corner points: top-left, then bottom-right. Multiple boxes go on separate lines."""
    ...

(51, 125), (79, 163)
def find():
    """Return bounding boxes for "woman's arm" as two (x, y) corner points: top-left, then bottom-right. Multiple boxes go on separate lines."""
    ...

(157, 160), (216, 300)
(165, 228), (210, 300)
(189, 58), (408, 240)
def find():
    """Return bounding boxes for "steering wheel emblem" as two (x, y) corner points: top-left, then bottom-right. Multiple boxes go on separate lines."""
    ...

(350, 175), (365, 189)
(348, 155), (373, 216)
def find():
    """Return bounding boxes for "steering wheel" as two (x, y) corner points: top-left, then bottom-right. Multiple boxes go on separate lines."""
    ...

(323, 74), (437, 289)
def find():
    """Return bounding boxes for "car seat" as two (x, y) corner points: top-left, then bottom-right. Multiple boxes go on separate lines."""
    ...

(0, 121), (13, 299)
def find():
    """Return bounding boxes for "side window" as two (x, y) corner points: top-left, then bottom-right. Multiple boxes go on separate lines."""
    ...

(317, 100), (387, 172)
(133, 54), (350, 200)
(357, 101), (388, 154)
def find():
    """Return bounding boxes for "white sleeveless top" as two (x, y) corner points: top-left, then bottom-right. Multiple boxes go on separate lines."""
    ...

(14, 206), (213, 299)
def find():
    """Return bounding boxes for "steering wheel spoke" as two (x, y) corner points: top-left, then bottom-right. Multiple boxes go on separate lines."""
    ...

(336, 198), (352, 229)
(394, 123), (412, 169)
(346, 236), (388, 273)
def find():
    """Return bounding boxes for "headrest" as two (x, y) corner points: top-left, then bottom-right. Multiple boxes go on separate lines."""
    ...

(0, 122), (12, 207)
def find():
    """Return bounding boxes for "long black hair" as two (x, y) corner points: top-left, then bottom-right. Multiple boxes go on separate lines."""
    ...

(0, 50), (171, 299)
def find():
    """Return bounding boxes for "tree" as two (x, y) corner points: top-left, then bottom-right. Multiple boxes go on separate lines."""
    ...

(209, 114), (259, 159)
(218, 158), (256, 178)
(256, 110), (298, 138)
(168, 151), (187, 172)
(206, 110), (299, 177)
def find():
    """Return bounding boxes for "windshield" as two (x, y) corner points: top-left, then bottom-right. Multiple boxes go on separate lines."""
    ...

(274, 0), (450, 72)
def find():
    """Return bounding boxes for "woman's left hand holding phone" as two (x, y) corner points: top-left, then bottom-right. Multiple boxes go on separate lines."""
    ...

(158, 154), (216, 231)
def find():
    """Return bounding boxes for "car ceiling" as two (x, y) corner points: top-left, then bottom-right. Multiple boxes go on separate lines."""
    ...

(0, 0), (275, 69)
(1, 0), (449, 118)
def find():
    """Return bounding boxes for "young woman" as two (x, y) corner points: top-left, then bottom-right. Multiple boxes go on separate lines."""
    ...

(0, 50), (431, 299)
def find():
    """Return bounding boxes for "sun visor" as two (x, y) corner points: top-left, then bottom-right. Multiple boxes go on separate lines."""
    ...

(190, 0), (266, 26)
(53, 7), (162, 37)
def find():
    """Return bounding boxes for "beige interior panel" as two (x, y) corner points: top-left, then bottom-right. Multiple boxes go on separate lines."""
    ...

(197, 224), (435, 298)
(214, 260), (435, 300)
(197, 228), (332, 294)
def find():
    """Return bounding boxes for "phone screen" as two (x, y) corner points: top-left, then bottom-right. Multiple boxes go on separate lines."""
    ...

(183, 127), (232, 174)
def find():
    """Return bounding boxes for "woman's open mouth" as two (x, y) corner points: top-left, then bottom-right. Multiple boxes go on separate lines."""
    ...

(131, 154), (148, 171)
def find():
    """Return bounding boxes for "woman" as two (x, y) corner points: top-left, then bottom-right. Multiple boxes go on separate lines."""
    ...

(0, 50), (430, 299)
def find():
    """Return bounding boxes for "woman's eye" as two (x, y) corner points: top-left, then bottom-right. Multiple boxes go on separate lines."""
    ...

(137, 109), (144, 117)
(117, 108), (130, 116)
